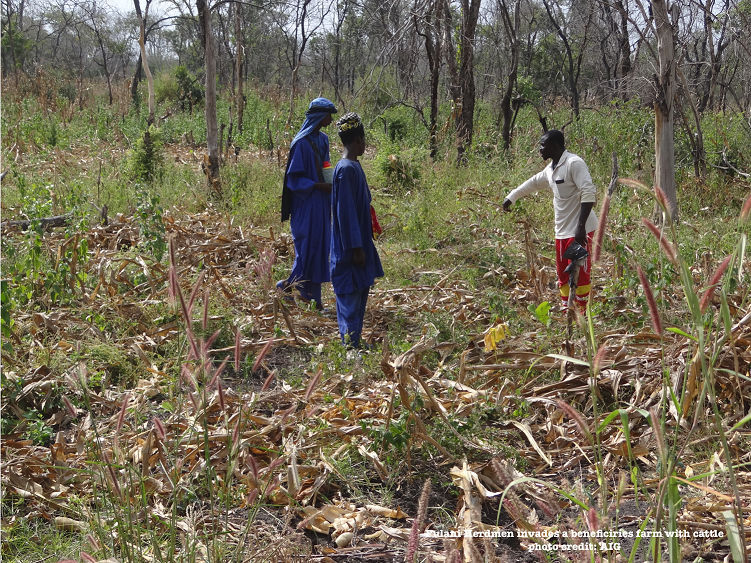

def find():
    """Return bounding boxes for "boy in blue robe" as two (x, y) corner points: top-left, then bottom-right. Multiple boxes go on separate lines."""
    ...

(330, 113), (384, 348)
(278, 97), (337, 309)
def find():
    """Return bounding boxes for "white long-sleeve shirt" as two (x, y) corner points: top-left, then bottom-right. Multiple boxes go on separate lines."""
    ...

(506, 150), (598, 239)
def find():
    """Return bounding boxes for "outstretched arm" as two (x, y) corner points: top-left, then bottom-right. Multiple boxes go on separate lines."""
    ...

(503, 170), (547, 212)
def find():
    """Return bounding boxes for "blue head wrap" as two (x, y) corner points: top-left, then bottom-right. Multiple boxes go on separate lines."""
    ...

(290, 98), (338, 149)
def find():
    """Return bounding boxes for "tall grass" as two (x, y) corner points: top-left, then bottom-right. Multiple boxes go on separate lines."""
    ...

(493, 179), (748, 561)
(66, 238), (282, 562)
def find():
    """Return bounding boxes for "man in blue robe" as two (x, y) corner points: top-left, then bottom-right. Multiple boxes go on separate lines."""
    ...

(278, 97), (337, 309)
(330, 113), (384, 348)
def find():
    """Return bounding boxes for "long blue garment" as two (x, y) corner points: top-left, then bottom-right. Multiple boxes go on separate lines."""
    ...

(335, 287), (370, 347)
(286, 130), (332, 287)
(330, 159), (384, 295)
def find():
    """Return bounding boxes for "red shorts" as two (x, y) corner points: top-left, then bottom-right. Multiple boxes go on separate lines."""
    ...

(555, 232), (593, 308)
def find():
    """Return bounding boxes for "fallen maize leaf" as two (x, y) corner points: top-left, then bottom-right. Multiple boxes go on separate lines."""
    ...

(484, 322), (510, 352)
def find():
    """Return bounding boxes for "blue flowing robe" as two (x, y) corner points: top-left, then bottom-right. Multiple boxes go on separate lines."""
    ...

(330, 159), (384, 295)
(286, 130), (332, 286)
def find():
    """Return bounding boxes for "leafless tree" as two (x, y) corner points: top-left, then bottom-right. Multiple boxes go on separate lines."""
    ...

(1, 0), (28, 77)
(130, 2), (171, 109)
(282, 0), (332, 126)
(330, 0), (352, 104)
(80, 1), (126, 105)
(414, 0), (443, 159)
(590, 0), (633, 99)
(497, 0), (521, 150)
(133, 0), (155, 122)
(197, 0), (220, 193)
(684, 0), (733, 112)
(442, 0), (481, 164)
(652, 0), (679, 221)
(540, 0), (594, 118)
(457, 0), (482, 163)
(676, 64), (706, 178)
(233, 1), (244, 137)
(613, 0), (633, 83)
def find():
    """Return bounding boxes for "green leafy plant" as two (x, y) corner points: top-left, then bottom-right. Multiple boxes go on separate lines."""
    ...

(373, 142), (423, 192)
(46, 118), (58, 147)
(1, 279), (16, 354)
(128, 125), (165, 182)
(0, 182), (90, 313)
(135, 185), (166, 261)
(528, 301), (552, 326)
(154, 70), (179, 104)
(23, 411), (54, 445)
(365, 411), (412, 454)
(175, 65), (203, 113)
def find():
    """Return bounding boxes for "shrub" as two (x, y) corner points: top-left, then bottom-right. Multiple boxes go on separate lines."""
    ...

(154, 70), (179, 104)
(58, 81), (77, 104)
(127, 125), (164, 182)
(372, 142), (424, 192)
(175, 65), (203, 113)
(236, 91), (280, 150)
(46, 118), (59, 147)
(385, 115), (408, 142)
(134, 185), (166, 261)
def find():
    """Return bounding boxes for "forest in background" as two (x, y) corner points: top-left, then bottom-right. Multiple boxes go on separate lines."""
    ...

(3, 0), (751, 172)
(2, 0), (751, 562)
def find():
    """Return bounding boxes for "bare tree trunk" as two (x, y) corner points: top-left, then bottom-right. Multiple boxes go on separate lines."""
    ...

(216, 9), (234, 89)
(415, 0), (443, 160)
(499, 0), (521, 150)
(234, 3), (244, 137)
(286, 0), (313, 127)
(443, 0), (461, 131)
(219, 121), (225, 160)
(653, 0), (678, 222)
(455, 0), (481, 164)
(95, 34), (114, 105)
(429, 0), (443, 161)
(134, 0), (155, 125)
(676, 66), (706, 178)
(131, 52), (142, 105)
(288, 65), (300, 126)
(198, 0), (221, 194)
(10, 0), (26, 77)
(2, 1), (17, 78)
(332, 0), (349, 105)
(441, 0), (460, 158)
(76, 28), (85, 110)
(541, 0), (592, 118)
(614, 0), (632, 99)
(697, 0), (730, 112)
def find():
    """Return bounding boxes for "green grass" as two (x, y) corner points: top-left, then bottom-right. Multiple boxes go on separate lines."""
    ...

(1, 510), (87, 561)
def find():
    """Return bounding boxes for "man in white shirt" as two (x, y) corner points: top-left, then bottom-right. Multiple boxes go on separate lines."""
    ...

(503, 129), (598, 310)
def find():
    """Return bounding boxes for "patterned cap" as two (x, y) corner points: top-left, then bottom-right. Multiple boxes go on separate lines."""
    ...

(337, 112), (363, 134)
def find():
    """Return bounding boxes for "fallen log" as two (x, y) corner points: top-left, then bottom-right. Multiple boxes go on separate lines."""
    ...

(1, 213), (72, 231)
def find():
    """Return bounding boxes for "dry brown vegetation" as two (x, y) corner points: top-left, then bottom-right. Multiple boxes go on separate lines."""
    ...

(2, 187), (750, 562)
